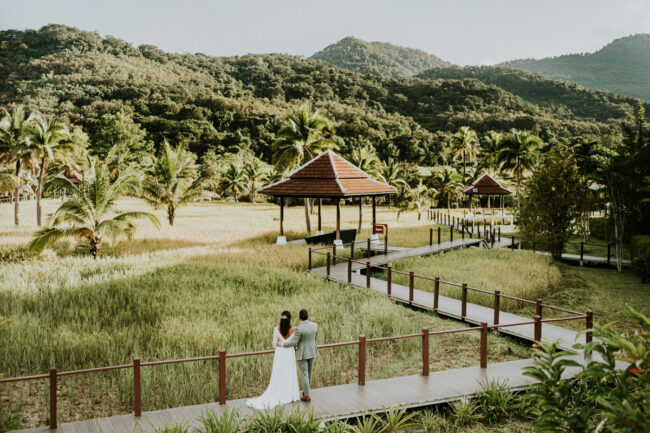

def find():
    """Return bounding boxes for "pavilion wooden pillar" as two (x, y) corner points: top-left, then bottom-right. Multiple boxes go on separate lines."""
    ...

(280, 197), (284, 236)
(336, 199), (341, 240)
(318, 198), (322, 232)
(372, 196), (376, 228)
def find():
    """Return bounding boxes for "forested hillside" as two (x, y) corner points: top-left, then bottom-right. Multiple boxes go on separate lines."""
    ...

(0, 25), (631, 165)
(418, 66), (647, 123)
(500, 34), (650, 100)
(311, 36), (451, 78)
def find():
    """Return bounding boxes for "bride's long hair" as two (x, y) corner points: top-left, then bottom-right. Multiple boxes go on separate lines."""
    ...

(279, 310), (292, 338)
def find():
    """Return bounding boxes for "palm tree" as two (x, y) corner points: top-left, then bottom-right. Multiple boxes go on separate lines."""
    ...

(29, 158), (160, 258)
(142, 140), (207, 226)
(0, 106), (35, 226)
(220, 163), (248, 202)
(397, 183), (432, 221)
(482, 131), (503, 170)
(243, 159), (266, 203)
(29, 116), (70, 226)
(378, 158), (407, 209)
(351, 144), (380, 232)
(272, 101), (338, 233)
(498, 129), (542, 210)
(450, 126), (480, 179)
(431, 166), (462, 216)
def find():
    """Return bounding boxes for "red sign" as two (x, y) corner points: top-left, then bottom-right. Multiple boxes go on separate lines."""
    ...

(372, 223), (388, 235)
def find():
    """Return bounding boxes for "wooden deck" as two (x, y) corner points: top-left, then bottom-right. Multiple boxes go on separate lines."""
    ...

(16, 355), (596, 433)
(531, 250), (632, 267)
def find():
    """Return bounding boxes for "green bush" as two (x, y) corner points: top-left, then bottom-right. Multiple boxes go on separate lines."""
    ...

(588, 217), (610, 240)
(474, 379), (516, 424)
(0, 410), (23, 433)
(631, 235), (650, 281)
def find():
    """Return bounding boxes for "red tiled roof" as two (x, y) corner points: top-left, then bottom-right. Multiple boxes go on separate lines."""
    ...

(463, 173), (512, 195)
(258, 151), (396, 198)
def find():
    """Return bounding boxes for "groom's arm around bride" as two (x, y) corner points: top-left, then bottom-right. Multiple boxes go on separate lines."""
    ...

(280, 309), (318, 401)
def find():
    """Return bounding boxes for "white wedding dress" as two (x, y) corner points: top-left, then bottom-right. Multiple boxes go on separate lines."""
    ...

(246, 327), (300, 410)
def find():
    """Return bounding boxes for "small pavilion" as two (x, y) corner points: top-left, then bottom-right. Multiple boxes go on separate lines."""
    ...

(462, 173), (512, 219)
(258, 150), (396, 244)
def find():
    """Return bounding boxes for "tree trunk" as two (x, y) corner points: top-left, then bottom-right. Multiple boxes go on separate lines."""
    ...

(516, 157), (522, 212)
(447, 196), (450, 216)
(14, 160), (21, 226)
(36, 156), (48, 227)
(463, 151), (466, 178)
(168, 206), (175, 226)
(304, 198), (311, 234)
(607, 174), (625, 272)
(250, 183), (256, 203)
(358, 198), (362, 233)
(90, 237), (101, 259)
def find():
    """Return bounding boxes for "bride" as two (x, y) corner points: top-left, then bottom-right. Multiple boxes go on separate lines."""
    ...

(247, 311), (300, 410)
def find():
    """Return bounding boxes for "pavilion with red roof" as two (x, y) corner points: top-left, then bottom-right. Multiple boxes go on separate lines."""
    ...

(462, 173), (512, 217)
(258, 150), (396, 244)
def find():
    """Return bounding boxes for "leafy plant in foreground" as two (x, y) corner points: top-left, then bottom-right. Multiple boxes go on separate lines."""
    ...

(474, 378), (516, 424)
(0, 409), (23, 433)
(370, 406), (418, 432)
(199, 407), (241, 433)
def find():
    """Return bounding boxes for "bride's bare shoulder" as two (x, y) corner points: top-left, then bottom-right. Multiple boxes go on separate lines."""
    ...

(288, 327), (296, 336)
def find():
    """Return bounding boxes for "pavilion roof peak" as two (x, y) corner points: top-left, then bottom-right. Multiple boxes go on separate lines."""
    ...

(462, 172), (512, 195)
(258, 150), (396, 198)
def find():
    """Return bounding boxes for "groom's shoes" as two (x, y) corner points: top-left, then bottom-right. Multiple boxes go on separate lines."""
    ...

(300, 395), (311, 402)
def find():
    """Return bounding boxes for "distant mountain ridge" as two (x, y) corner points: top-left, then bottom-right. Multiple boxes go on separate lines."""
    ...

(499, 34), (650, 100)
(311, 36), (452, 78)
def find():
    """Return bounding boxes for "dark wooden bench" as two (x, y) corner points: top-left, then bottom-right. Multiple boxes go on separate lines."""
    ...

(306, 228), (357, 245)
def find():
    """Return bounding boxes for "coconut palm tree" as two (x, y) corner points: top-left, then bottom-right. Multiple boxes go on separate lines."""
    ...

(272, 101), (338, 233)
(142, 140), (208, 226)
(498, 129), (542, 210)
(378, 158), (407, 209)
(397, 183), (432, 221)
(29, 116), (70, 226)
(431, 166), (462, 216)
(243, 159), (266, 203)
(482, 131), (503, 170)
(351, 144), (380, 232)
(450, 126), (480, 179)
(0, 106), (35, 226)
(29, 158), (160, 258)
(220, 163), (248, 202)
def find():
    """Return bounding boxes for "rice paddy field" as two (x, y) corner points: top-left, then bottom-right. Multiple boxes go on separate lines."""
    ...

(1, 199), (648, 429)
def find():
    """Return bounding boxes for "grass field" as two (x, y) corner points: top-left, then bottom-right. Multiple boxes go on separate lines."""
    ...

(0, 200), (531, 427)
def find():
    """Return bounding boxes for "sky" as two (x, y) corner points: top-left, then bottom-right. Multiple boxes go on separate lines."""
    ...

(2, 0), (650, 65)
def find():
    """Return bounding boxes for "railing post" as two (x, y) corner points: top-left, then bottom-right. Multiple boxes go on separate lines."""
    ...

(494, 290), (500, 325)
(326, 253), (331, 278)
(607, 243), (611, 265)
(461, 283), (467, 318)
(347, 258), (352, 283)
(350, 242), (355, 260)
(536, 299), (543, 319)
(422, 328), (430, 376)
(133, 358), (142, 417)
(367, 238), (371, 258)
(437, 227), (441, 245)
(491, 230), (495, 248)
(480, 322), (488, 368)
(358, 335), (366, 385)
(511, 235), (515, 248)
(219, 350), (226, 405)
(586, 310), (593, 343)
(580, 241), (584, 266)
(387, 266), (392, 297)
(366, 262), (371, 288)
(409, 272), (414, 304)
(49, 367), (57, 429)
(534, 315), (542, 343)
(332, 243), (337, 265)
(498, 227), (501, 242)
(462, 222), (465, 239)
(434, 277), (440, 309)
(429, 228), (433, 246)
(308, 248), (312, 271)
(384, 235), (388, 255)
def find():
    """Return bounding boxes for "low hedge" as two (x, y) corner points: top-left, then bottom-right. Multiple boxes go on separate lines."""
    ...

(631, 235), (650, 282)
(589, 217), (609, 240)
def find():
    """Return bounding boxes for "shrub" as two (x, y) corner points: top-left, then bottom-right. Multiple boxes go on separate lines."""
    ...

(370, 406), (418, 432)
(351, 416), (382, 433)
(588, 217), (609, 240)
(448, 399), (481, 427)
(200, 408), (240, 433)
(474, 379), (516, 424)
(631, 235), (650, 282)
(152, 419), (190, 433)
(0, 410), (23, 433)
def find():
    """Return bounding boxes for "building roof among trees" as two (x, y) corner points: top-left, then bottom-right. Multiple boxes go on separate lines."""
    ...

(462, 173), (512, 195)
(258, 150), (396, 198)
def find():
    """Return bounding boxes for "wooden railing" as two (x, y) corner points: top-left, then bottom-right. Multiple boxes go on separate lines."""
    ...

(0, 309), (592, 429)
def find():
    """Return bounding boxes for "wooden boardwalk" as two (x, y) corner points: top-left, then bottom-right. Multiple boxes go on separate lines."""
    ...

(531, 250), (632, 267)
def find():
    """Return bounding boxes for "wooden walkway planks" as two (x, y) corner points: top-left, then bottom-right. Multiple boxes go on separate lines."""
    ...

(14, 355), (595, 433)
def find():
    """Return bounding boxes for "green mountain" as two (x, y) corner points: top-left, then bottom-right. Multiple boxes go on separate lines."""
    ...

(500, 34), (650, 100)
(311, 36), (452, 78)
(418, 66), (644, 123)
(0, 25), (632, 166)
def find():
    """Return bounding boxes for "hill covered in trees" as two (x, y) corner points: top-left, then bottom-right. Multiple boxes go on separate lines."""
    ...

(311, 36), (452, 78)
(500, 34), (650, 100)
(0, 25), (635, 166)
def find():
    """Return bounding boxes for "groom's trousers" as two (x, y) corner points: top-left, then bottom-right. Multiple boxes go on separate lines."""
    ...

(297, 358), (314, 397)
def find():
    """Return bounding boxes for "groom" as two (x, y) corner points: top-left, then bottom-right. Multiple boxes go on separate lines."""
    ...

(279, 309), (318, 402)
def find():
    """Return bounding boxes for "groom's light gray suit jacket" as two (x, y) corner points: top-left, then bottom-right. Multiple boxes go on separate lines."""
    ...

(283, 320), (318, 360)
